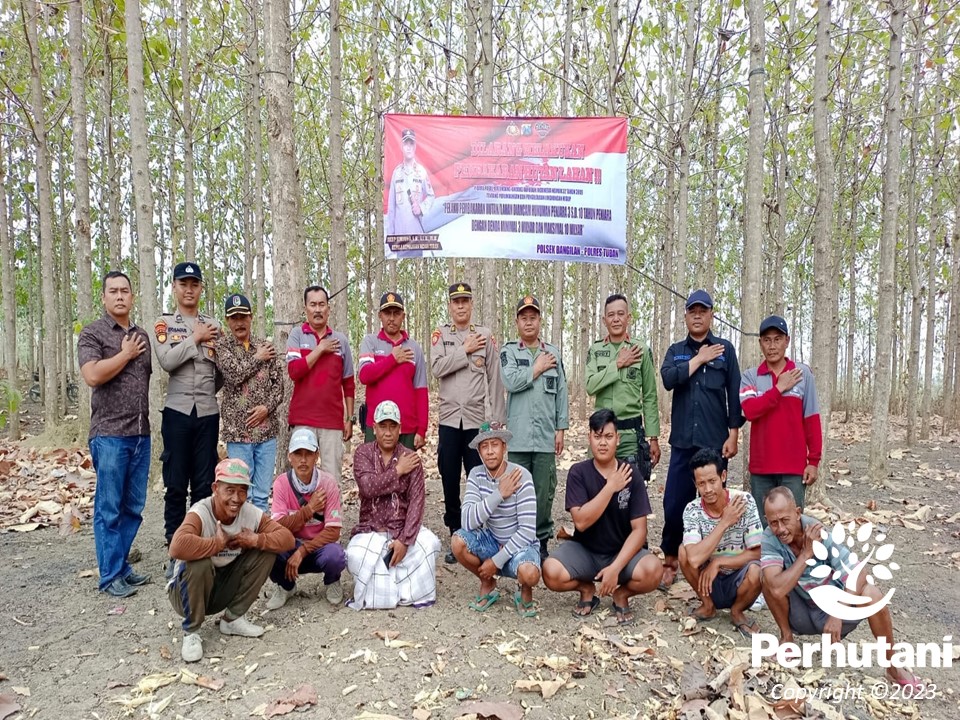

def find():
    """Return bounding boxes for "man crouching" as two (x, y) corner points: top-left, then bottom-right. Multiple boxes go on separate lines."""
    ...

(168, 458), (294, 662)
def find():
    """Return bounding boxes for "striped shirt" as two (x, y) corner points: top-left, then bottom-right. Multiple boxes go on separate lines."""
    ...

(462, 461), (537, 569)
(682, 490), (763, 574)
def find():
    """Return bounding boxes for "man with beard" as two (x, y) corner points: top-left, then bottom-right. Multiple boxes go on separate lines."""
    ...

(167, 458), (294, 662)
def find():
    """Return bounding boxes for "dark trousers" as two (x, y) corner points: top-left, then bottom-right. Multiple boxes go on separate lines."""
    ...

(270, 540), (346, 591)
(363, 425), (416, 449)
(161, 407), (220, 542)
(661, 445), (726, 558)
(508, 451), (557, 542)
(437, 423), (481, 532)
(168, 551), (275, 632)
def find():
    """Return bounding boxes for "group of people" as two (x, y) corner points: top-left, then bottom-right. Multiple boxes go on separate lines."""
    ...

(76, 263), (919, 687)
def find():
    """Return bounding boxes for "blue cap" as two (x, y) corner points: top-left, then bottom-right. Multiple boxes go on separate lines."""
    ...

(685, 289), (713, 310)
(759, 315), (789, 335)
(224, 293), (252, 317)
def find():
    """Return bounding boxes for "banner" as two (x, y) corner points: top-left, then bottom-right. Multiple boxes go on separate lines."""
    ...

(383, 114), (627, 265)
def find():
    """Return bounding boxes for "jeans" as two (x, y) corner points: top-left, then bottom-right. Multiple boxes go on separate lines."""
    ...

(89, 435), (151, 589)
(226, 438), (278, 511)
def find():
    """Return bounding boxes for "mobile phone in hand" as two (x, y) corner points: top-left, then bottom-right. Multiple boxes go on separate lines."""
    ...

(383, 547), (394, 568)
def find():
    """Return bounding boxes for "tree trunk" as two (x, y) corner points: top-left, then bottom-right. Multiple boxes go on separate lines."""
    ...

(904, 22), (923, 446)
(807, 0), (837, 505)
(180, 0), (196, 260)
(264, 0), (305, 340)
(676, 0), (697, 313)
(944, 173), (960, 432)
(869, 0), (904, 483)
(96, 0), (122, 268)
(244, 0), (266, 337)
(741, 0), (765, 370)
(550, 0), (574, 349)
(0, 143), (19, 439)
(843, 170), (860, 422)
(479, 0), (497, 336)
(329, 0), (348, 333)
(22, 0), (60, 428)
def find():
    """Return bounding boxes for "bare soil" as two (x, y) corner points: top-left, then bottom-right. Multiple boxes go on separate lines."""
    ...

(1, 411), (958, 720)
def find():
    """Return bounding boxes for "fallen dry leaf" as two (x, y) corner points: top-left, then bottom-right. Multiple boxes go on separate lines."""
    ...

(514, 676), (566, 700)
(107, 605), (126, 615)
(10, 687), (29, 697)
(457, 700), (523, 720)
(0, 694), (19, 720)
(159, 645), (172, 660)
(264, 684), (317, 718)
(78, 569), (96, 578)
(412, 709), (431, 720)
(180, 668), (225, 691)
(372, 629), (400, 641)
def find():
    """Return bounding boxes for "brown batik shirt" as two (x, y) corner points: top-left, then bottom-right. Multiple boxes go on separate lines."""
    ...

(214, 333), (284, 444)
(77, 313), (152, 439)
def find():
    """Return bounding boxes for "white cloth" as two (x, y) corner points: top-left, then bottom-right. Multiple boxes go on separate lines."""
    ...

(345, 527), (440, 610)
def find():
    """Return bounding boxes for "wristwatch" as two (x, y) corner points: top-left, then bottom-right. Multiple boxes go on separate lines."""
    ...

(646, 436), (659, 441)
(349, 415), (357, 424)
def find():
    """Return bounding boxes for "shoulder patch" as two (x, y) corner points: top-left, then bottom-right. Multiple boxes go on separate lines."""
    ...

(431, 329), (441, 346)
(154, 319), (167, 344)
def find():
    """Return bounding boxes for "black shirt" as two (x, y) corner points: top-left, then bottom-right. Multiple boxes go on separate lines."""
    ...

(660, 330), (743, 449)
(565, 459), (652, 555)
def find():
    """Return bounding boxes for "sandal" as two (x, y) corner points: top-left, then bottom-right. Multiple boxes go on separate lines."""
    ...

(468, 590), (500, 612)
(734, 619), (760, 638)
(571, 596), (600, 619)
(513, 592), (538, 618)
(612, 602), (635, 626)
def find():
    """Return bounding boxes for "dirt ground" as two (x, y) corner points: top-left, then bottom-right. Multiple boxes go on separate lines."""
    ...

(1, 412), (959, 720)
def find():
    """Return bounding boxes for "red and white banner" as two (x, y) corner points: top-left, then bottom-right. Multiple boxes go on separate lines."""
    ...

(383, 114), (627, 264)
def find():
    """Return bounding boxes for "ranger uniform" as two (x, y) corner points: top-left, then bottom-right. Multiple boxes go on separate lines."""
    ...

(500, 296), (569, 553)
(151, 262), (223, 545)
(431, 282), (506, 543)
(586, 333), (659, 483)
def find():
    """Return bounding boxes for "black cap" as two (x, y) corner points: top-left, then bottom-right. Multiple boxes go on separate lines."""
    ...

(516, 295), (541, 316)
(401, 128), (416, 142)
(759, 315), (789, 336)
(173, 262), (202, 281)
(448, 282), (473, 299)
(224, 293), (252, 317)
(379, 292), (405, 311)
(685, 289), (713, 310)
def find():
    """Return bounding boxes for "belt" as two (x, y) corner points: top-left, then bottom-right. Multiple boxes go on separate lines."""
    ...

(615, 416), (644, 435)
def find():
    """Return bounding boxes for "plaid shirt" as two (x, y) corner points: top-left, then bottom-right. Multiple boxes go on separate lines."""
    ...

(214, 333), (284, 444)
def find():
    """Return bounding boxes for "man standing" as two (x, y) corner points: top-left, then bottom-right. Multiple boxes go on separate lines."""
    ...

(167, 458), (295, 662)
(266, 428), (346, 610)
(345, 401), (441, 610)
(740, 315), (822, 519)
(586, 293), (660, 484)
(431, 282), (506, 563)
(386, 128), (435, 235)
(215, 293), (284, 511)
(679, 449), (763, 636)
(452, 421), (540, 617)
(358, 292), (428, 450)
(500, 296), (568, 558)
(78, 270), (153, 598)
(542, 410), (663, 625)
(286, 285), (355, 478)
(152, 261), (222, 550)
(659, 289), (743, 588)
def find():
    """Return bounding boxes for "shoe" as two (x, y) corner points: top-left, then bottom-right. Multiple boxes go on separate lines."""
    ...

(102, 577), (137, 598)
(266, 585), (291, 611)
(750, 594), (767, 610)
(220, 615), (265, 638)
(444, 550), (457, 564)
(539, 539), (549, 559)
(124, 571), (152, 587)
(126, 547), (143, 564)
(181, 633), (203, 662)
(325, 582), (344, 606)
(164, 561), (175, 580)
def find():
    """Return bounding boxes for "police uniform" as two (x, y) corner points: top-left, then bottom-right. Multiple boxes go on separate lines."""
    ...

(151, 262), (222, 543)
(430, 283), (507, 536)
(585, 334), (660, 483)
(386, 128), (435, 235)
(500, 296), (569, 549)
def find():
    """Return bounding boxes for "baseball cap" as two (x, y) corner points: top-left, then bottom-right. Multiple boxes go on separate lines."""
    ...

(373, 400), (401, 424)
(516, 295), (541, 316)
(449, 282), (472, 300)
(379, 292), (405, 311)
(759, 315), (789, 336)
(215, 457), (251, 486)
(224, 293), (252, 317)
(685, 289), (713, 310)
(401, 128), (416, 142)
(173, 262), (202, 282)
(289, 427), (319, 453)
